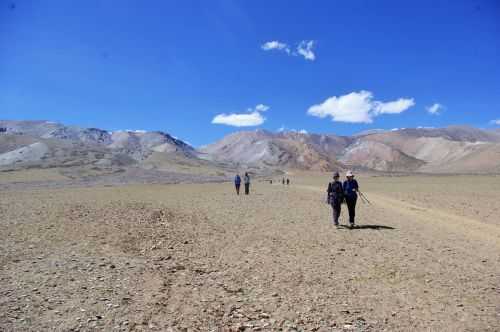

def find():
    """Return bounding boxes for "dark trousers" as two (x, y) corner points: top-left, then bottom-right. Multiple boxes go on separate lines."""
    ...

(235, 183), (240, 195)
(244, 183), (250, 195)
(345, 196), (357, 224)
(331, 199), (341, 225)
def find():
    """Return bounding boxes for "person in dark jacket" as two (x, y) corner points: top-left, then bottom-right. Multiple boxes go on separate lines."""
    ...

(244, 172), (251, 195)
(343, 170), (359, 228)
(234, 174), (241, 195)
(327, 172), (344, 226)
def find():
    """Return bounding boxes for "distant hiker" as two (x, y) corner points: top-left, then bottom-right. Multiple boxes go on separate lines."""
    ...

(343, 170), (359, 228)
(286, 178), (290, 185)
(327, 172), (344, 226)
(270, 179), (273, 184)
(234, 174), (241, 195)
(282, 178), (285, 185)
(244, 172), (251, 195)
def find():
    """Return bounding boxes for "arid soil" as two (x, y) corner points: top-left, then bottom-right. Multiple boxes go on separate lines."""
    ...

(1, 173), (499, 331)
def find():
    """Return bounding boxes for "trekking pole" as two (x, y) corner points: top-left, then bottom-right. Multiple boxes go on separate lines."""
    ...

(358, 192), (367, 204)
(358, 191), (372, 205)
(358, 192), (368, 204)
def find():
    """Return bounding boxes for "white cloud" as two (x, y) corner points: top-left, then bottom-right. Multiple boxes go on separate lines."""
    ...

(296, 40), (315, 61)
(307, 90), (415, 124)
(212, 104), (269, 127)
(261, 41), (290, 53)
(255, 104), (270, 112)
(299, 129), (308, 134)
(426, 103), (444, 115)
(490, 119), (500, 125)
(374, 98), (415, 115)
(212, 112), (264, 127)
(261, 40), (316, 60)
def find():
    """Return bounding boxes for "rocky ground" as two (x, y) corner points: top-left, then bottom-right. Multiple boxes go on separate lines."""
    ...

(0, 173), (499, 331)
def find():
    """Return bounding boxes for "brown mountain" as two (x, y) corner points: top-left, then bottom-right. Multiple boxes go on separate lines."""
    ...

(199, 130), (349, 171)
(202, 126), (500, 174)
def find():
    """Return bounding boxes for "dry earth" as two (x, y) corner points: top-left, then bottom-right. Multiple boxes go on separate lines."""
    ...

(1, 173), (499, 331)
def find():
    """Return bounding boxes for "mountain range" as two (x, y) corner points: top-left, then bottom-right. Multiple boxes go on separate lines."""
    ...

(2, 120), (500, 175)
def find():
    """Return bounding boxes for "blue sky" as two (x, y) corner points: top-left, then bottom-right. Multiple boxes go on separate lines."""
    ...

(1, 0), (499, 146)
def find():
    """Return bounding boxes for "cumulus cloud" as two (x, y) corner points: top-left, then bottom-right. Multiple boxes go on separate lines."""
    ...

(212, 112), (265, 127)
(296, 40), (315, 61)
(261, 40), (290, 53)
(307, 90), (415, 124)
(426, 103), (444, 115)
(490, 119), (500, 125)
(299, 129), (308, 134)
(212, 104), (269, 127)
(374, 98), (415, 115)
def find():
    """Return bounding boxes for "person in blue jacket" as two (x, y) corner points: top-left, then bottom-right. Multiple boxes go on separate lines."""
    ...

(234, 174), (241, 195)
(343, 170), (359, 228)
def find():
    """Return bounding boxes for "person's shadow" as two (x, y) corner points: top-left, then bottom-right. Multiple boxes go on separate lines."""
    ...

(338, 225), (395, 230)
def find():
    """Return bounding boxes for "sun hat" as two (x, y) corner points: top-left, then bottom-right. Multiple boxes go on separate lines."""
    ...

(346, 170), (354, 177)
(333, 172), (340, 178)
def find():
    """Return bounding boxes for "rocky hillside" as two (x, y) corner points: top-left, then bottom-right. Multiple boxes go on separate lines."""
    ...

(347, 126), (500, 173)
(2, 120), (500, 174)
(202, 126), (500, 174)
(0, 120), (197, 170)
(199, 130), (348, 171)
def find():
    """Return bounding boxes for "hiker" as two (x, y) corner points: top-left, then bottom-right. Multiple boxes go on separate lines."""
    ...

(343, 170), (359, 228)
(286, 178), (290, 185)
(244, 172), (251, 195)
(270, 179), (273, 184)
(282, 178), (285, 185)
(234, 174), (241, 195)
(327, 172), (344, 226)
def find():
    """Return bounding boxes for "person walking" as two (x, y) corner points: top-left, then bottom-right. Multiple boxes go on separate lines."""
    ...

(327, 172), (344, 226)
(343, 170), (359, 228)
(234, 174), (241, 195)
(244, 172), (251, 195)
(286, 178), (290, 185)
(282, 178), (285, 185)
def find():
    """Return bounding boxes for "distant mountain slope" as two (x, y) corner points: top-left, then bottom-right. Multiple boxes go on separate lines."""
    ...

(0, 120), (198, 170)
(339, 140), (425, 172)
(2, 120), (500, 174)
(350, 126), (500, 173)
(199, 130), (348, 171)
(202, 126), (500, 174)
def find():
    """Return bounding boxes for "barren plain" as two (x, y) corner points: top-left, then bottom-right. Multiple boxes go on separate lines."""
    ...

(1, 172), (499, 331)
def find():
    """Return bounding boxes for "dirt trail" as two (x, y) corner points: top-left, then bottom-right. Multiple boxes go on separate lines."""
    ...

(298, 182), (500, 248)
(367, 192), (500, 247)
(1, 177), (499, 331)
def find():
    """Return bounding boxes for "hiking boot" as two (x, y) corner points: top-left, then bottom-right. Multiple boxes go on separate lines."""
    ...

(349, 223), (355, 229)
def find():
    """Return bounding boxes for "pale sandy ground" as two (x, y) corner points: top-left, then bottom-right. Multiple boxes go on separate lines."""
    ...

(1, 173), (499, 331)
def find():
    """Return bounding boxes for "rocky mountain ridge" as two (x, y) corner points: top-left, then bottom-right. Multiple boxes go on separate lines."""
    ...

(2, 120), (500, 174)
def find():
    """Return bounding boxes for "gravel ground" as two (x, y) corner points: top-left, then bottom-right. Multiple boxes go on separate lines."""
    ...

(1, 174), (499, 331)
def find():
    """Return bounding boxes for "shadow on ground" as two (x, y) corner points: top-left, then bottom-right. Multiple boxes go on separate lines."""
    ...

(338, 224), (395, 230)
